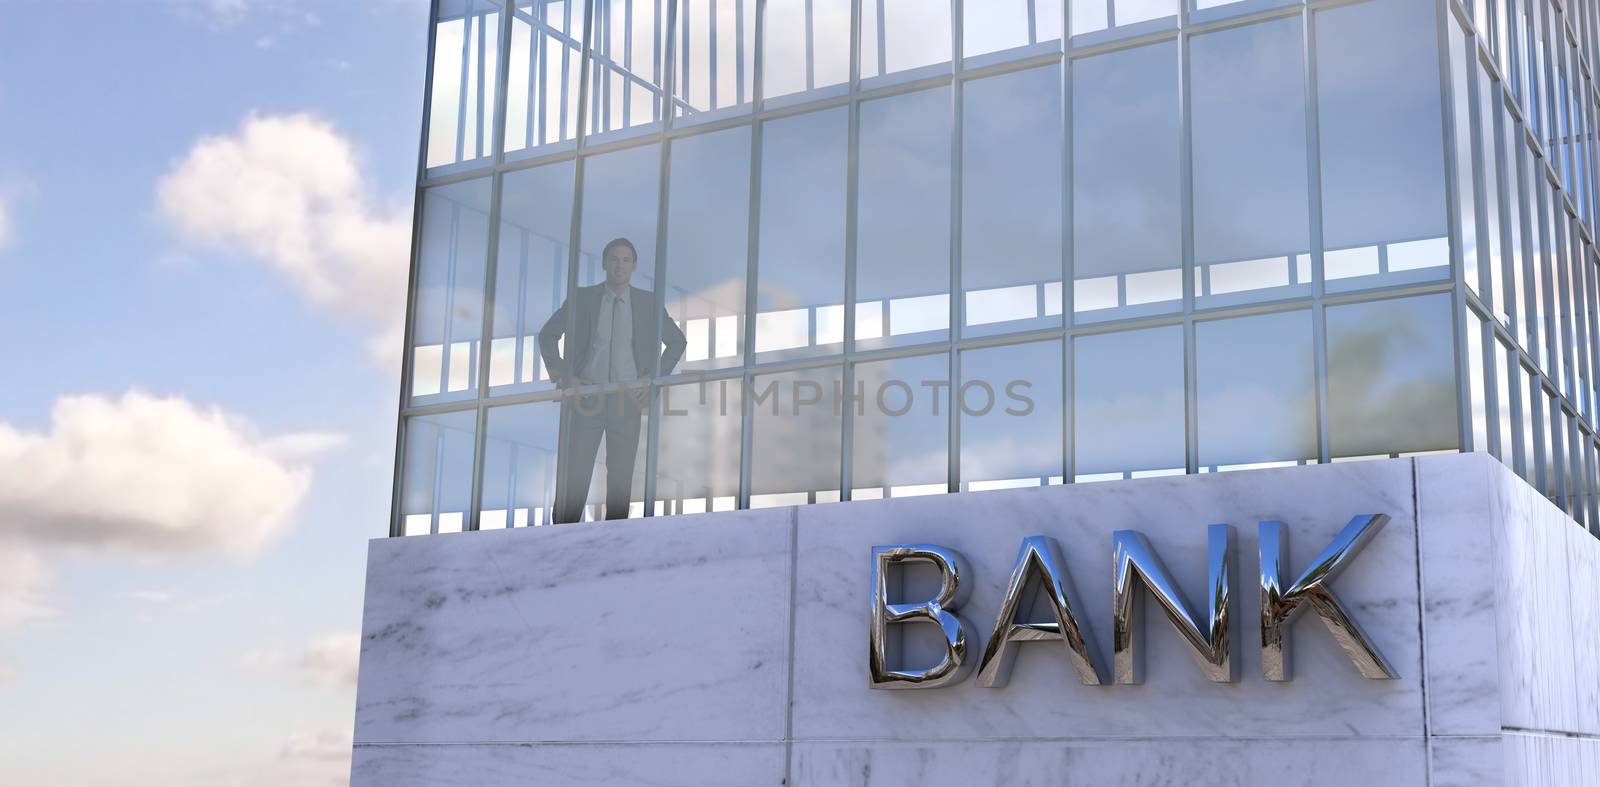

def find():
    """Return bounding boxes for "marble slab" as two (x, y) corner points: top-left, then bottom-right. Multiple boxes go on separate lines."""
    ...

(1490, 476), (1580, 734)
(789, 738), (1427, 786)
(352, 507), (794, 744)
(351, 743), (786, 787)
(1429, 736), (1504, 787)
(1415, 453), (1505, 736)
(790, 459), (1424, 740)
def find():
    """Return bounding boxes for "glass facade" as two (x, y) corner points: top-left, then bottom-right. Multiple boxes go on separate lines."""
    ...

(395, 0), (1600, 536)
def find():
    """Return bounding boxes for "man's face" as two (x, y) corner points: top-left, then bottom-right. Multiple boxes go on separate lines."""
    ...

(604, 246), (636, 287)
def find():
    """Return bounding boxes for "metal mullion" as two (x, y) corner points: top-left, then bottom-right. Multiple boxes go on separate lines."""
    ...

(625, 0), (635, 128)
(841, 0), (862, 500)
(392, 0), (448, 537)
(467, 1), (517, 533)
(874, 0), (886, 78)
(1178, 19), (1198, 474)
(737, 0), (767, 510)
(805, 0), (817, 92)
(947, 0), (962, 494)
(711, 0), (721, 110)
(1303, 5), (1330, 464)
(643, 0), (682, 516)
(531, 1), (545, 148)
(1060, 0), (1075, 484)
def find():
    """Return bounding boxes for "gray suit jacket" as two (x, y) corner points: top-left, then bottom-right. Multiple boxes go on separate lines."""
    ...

(537, 284), (688, 384)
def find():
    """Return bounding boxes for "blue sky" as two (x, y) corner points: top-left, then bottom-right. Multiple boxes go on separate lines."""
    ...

(0, 2), (428, 784)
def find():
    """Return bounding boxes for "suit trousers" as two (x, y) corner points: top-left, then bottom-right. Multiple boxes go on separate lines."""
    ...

(554, 391), (643, 524)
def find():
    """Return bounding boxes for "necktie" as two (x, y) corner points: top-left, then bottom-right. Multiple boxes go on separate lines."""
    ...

(610, 296), (624, 383)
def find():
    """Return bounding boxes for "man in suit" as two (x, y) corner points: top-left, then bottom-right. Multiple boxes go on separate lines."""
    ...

(538, 237), (687, 523)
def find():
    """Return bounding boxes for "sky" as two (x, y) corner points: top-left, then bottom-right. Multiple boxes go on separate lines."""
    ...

(0, 2), (429, 784)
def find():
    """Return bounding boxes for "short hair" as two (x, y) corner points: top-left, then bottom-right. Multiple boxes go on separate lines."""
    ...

(602, 237), (637, 263)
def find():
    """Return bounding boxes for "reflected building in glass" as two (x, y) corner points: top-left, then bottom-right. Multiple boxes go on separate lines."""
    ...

(393, 0), (1600, 537)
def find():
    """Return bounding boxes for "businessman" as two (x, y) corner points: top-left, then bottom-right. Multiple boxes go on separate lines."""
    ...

(539, 237), (687, 524)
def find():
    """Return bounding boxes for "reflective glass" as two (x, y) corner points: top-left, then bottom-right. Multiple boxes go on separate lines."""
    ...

(1448, 20), (1480, 294)
(551, 388), (653, 521)
(1477, 64), (1506, 320)
(657, 379), (743, 514)
(505, 0), (589, 155)
(1069, 0), (1107, 35)
(1072, 41), (1179, 320)
(962, 65), (1063, 337)
(856, 87), (951, 350)
(1317, 0), (1448, 289)
(1520, 363), (1537, 480)
(1327, 295), (1457, 459)
(1504, 122), (1527, 344)
(1491, 340), (1516, 463)
(755, 108), (848, 361)
(852, 353), (949, 497)
(1191, 17), (1309, 304)
(861, 0), (952, 80)
(672, 0), (757, 121)
(762, 0), (851, 101)
(1196, 310), (1315, 468)
(665, 125), (751, 371)
(399, 410), (478, 535)
(960, 340), (1062, 489)
(749, 365), (844, 507)
(410, 179), (492, 405)
(1114, 0), (1174, 28)
(964, 0), (1061, 59)
(576, 144), (661, 382)
(491, 161), (574, 396)
(1546, 387), (1563, 502)
(481, 401), (562, 529)
(427, 0), (502, 169)
(1466, 308), (1488, 451)
(1074, 325), (1185, 478)
(586, 0), (669, 141)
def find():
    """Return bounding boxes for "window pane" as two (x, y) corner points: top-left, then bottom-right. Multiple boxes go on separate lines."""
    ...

(1476, 64), (1506, 320)
(964, 0), (1061, 60)
(963, 65), (1062, 337)
(399, 410), (478, 535)
(755, 108), (848, 361)
(1523, 364), (1539, 483)
(666, 125), (751, 371)
(482, 401), (561, 529)
(672, 0), (757, 122)
(1074, 325), (1186, 478)
(581, 143), (660, 285)
(410, 179), (492, 405)
(852, 353), (949, 497)
(763, 0), (851, 101)
(657, 379), (742, 515)
(856, 87), (951, 350)
(1466, 308), (1488, 451)
(505, 0), (589, 156)
(861, 0), (952, 80)
(1115, 0), (1174, 28)
(1494, 339), (1513, 463)
(1070, 0), (1107, 36)
(1317, 0), (1448, 289)
(1545, 387), (1563, 502)
(427, 0), (502, 169)
(1448, 19), (1479, 294)
(1191, 18), (1309, 303)
(1072, 41), (1180, 320)
(586, 0), (669, 141)
(491, 161), (574, 396)
(551, 390), (652, 521)
(1196, 310), (1316, 468)
(1325, 294), (1458, 459)
(750, 366), (844, 507)
(960, 340), (1062, 489)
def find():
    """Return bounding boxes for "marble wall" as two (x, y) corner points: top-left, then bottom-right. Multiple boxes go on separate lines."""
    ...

(351, 453), (1600, 785)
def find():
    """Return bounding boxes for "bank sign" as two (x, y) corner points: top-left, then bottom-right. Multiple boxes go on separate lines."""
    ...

(869, 514), (1396, 689)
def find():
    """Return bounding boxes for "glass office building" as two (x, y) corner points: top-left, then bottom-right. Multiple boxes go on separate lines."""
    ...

(391, 0), (1600, 537)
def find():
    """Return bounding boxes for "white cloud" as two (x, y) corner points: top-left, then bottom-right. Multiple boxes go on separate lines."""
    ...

(157, 113), (411, 364)
(280, 728), (353, 763)
(0, 390), (313, 556)
(0, 547), (54, 629)
(171, 0), (253, 27)
(245, 630), (361, 688)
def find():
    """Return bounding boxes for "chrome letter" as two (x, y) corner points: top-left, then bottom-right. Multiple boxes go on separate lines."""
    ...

(869, 544), (975, 689)
(977, 536), (1104, 687)
(1112, 525), (1235, 684)
(1260, 515), (1398, 681)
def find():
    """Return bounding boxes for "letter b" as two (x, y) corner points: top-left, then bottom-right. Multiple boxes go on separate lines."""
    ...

(869, 544), (974, 689)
